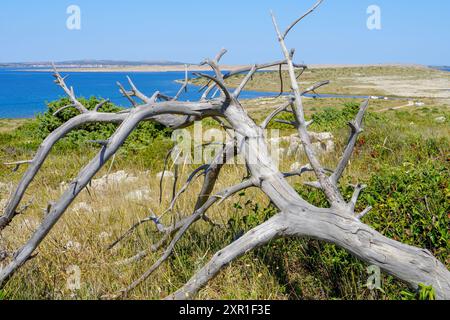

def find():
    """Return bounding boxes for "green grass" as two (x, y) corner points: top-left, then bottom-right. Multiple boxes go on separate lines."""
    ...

(0, 91), (448, 300)
(192, 65), (450, 98)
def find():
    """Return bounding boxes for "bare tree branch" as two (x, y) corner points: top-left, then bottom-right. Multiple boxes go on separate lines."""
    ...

(194, 72), (231, 102)
(116, 179), (256, 298)
(53, 104), (76, 116)
(303, 80), (330, 95)
(282, 0), (324, 39)
(2, 1), (449, 301)
(199, 49), (228, 100)
(331, 99), (370, 184)
(283, 164), (314, 178)
(166, 164), (208, 213)
(356, 206), (373, 220)
(349, 183), (367, 211)
(52, 64), (89, 114)
(117, 81), (138, 107)
(3, 160), (33, 172)
(94, 99), (110, 112)
(271, 10), (345, 208)
(167, 214), (285, 299)
(261, 99), (294, 129)
(172, 65), (189, 101)
(222, 61), (307, 79)
(126, 76), (152, 103)
(233, 64), (257, 98)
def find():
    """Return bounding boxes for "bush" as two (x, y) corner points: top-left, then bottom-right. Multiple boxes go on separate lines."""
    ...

(401, 283), (436, 300)
(359, 163), (449, 261)
(273, 161), (449, 299)
(270, 102), (381, 132)
(312, 102), (360, 131)
(36, 97), (172, 151)
(295, 162), (449, 261)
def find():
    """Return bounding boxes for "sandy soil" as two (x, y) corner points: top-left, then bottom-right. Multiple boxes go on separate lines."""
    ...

(18, 64), (450, 106)
(349, 74), (450, 105)
(348, 76), (450, 100)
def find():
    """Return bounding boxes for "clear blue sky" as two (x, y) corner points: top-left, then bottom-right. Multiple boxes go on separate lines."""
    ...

(0, 0), (449, 65)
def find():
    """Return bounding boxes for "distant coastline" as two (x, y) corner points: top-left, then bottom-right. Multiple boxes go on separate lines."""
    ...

(19, 64), (433, 73)
(1, 64), (448, 119)
(0, 60), (438, 73)
(432, 66), (450, 72)
(17, 64), (249, 73)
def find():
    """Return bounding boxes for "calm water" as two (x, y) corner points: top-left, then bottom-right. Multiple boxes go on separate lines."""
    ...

(1, 66), (449, 119)
(0, 69), (278, 118)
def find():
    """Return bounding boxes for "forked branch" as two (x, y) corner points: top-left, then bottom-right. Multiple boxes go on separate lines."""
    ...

(52, 63), (89, 114)
(1, 0), (449, 300)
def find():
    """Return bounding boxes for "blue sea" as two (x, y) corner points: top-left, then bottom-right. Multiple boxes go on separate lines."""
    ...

(0, 69), (278, 119)
(1, 66), (449, 119)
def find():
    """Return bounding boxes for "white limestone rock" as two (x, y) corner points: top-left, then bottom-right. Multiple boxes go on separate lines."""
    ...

(65, 241), (82, 252)
(126, 189), (152, 201)
(290, 162), (303, 172)
(435, 116), (446, 124)
(72, 202), (92, 212)
(156, 171), (175, 180)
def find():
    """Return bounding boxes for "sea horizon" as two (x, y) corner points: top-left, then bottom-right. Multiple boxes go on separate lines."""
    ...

(0, 65), (448, 119)
(0, 69), (278, 119)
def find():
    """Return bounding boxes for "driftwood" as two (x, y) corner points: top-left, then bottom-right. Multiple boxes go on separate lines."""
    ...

(1, 0), (449, 300)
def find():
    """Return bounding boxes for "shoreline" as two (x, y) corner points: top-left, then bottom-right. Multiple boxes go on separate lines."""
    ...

(1, 65), (447, 120)
(14, 63), (431, 73)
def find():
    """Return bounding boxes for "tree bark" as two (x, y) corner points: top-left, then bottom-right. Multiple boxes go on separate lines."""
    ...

(168, 208), (450, 300)
(1, 0), (449, 300)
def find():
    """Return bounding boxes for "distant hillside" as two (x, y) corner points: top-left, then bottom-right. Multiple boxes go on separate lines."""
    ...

(0, 60), (186, 68)
(430, 65), (450, 72)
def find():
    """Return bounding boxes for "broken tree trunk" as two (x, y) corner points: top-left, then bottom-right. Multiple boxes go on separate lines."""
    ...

(1, 0), (449, 300)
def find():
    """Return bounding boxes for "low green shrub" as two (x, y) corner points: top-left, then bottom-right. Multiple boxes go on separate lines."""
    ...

(270, 101), (381, 132)
(401, 283), (436, 300)
(33, 97), (170, 149)
(295, 162), (449, 261)
(36, 97), (172, 151)
(360, 163), (449, 261)
(249, 161), (450, 300)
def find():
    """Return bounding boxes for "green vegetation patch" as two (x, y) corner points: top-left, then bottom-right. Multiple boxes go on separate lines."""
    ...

(38, 97), (172, 150)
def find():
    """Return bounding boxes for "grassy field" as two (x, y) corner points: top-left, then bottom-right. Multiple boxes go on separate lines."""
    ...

(0, 67), (449, 300)
(0, 119), (31, 134)
(195, 65), (450, 105)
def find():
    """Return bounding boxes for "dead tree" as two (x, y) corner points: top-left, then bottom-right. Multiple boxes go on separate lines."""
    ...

(1, 0), (449, 300)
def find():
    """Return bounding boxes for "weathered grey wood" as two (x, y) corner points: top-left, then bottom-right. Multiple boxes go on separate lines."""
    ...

(167, 215), (286, 300)
(0, 112), (125, 231)
(1, 0), (448, 300)
(169, 208), (450, 300)
(116, 178), (256, 298)
(0, 106), (223, 231)
(0, 101), (223, 285)
(280, 208), (450, 300)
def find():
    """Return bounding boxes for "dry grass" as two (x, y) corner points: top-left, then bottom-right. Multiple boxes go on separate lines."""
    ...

(194, 66), (450, 106)
(0, 68), (449, 300)
(0, 119), (30, 134)
(0, 152), (292, 299)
